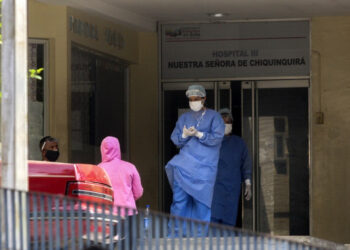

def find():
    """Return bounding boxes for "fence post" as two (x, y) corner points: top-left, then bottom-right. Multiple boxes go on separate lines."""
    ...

(1, 0), (29, 249)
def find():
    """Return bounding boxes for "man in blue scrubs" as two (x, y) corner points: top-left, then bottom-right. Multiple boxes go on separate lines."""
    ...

(211, 108), (252, 227)
(165, 84), (225, 236)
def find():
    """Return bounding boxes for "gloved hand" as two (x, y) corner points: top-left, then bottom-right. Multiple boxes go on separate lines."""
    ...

(188, 127), (204, 139)
(182, 126), (196, 138)
(244, 179), (252, 201)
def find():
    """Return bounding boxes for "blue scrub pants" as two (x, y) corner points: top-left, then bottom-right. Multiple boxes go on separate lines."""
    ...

(168, 180), (211, 237)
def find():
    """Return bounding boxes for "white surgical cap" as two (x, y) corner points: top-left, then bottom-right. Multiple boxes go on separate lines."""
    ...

(186, 85), (206, 98)
(219, 108), (233, 121)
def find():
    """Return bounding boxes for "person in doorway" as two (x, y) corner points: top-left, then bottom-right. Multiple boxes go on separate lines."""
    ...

(165, 84), (225, 236)
(39, 136), (60, 162)
(211, 108), (252, 227)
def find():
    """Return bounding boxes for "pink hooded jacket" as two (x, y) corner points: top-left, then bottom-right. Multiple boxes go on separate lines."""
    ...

(98, 136), (143, 215)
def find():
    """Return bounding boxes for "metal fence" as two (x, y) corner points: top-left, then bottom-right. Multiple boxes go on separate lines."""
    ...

(0, 188), (345, 250)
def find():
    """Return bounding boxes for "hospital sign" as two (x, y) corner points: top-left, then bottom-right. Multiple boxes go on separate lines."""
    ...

(161, 21), (310, 80)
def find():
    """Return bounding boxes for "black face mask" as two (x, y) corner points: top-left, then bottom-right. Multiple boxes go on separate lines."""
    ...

(45, 150), (60, 162)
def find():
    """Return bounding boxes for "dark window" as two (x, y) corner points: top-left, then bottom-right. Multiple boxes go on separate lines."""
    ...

(70, 44), (128, 164)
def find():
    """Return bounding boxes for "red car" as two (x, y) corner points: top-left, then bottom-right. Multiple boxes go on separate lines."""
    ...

(27, 161), (116, 246)
(29, 160), (113, 204)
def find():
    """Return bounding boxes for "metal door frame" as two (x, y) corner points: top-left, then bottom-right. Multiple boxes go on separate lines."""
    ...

(241, 79), (310, 232)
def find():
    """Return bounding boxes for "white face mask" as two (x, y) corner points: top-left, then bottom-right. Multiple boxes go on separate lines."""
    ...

(189, 100), (203, 112)
(224, 124), (232, 135)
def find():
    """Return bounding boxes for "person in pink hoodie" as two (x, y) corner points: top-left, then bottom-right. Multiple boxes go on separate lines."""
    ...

(98, 136), (143, 215)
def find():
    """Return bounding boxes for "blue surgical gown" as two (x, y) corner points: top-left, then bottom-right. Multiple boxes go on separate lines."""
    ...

(211, 135), (252, 226)
(165, 108), (225, 207)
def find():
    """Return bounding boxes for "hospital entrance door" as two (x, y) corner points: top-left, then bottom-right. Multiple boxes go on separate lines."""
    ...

(242, 80), (309, 235)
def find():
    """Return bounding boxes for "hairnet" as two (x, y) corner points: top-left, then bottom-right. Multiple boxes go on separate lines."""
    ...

(219, 108), (233, 121)
(186, 85), (206, 98)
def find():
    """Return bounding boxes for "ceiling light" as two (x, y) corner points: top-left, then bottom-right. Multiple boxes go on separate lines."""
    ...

(207, 13), (228, 18)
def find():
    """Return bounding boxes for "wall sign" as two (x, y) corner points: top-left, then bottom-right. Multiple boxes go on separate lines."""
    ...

(69, 16), (99, 40)
(104, 28), (124, 49)
(161, 21), (310, 80)
(69, 16), (125, 50)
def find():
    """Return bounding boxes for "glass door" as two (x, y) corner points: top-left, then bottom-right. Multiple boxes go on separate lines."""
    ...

(242, 80), (309, 235)
(70, 45), (128, 164)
